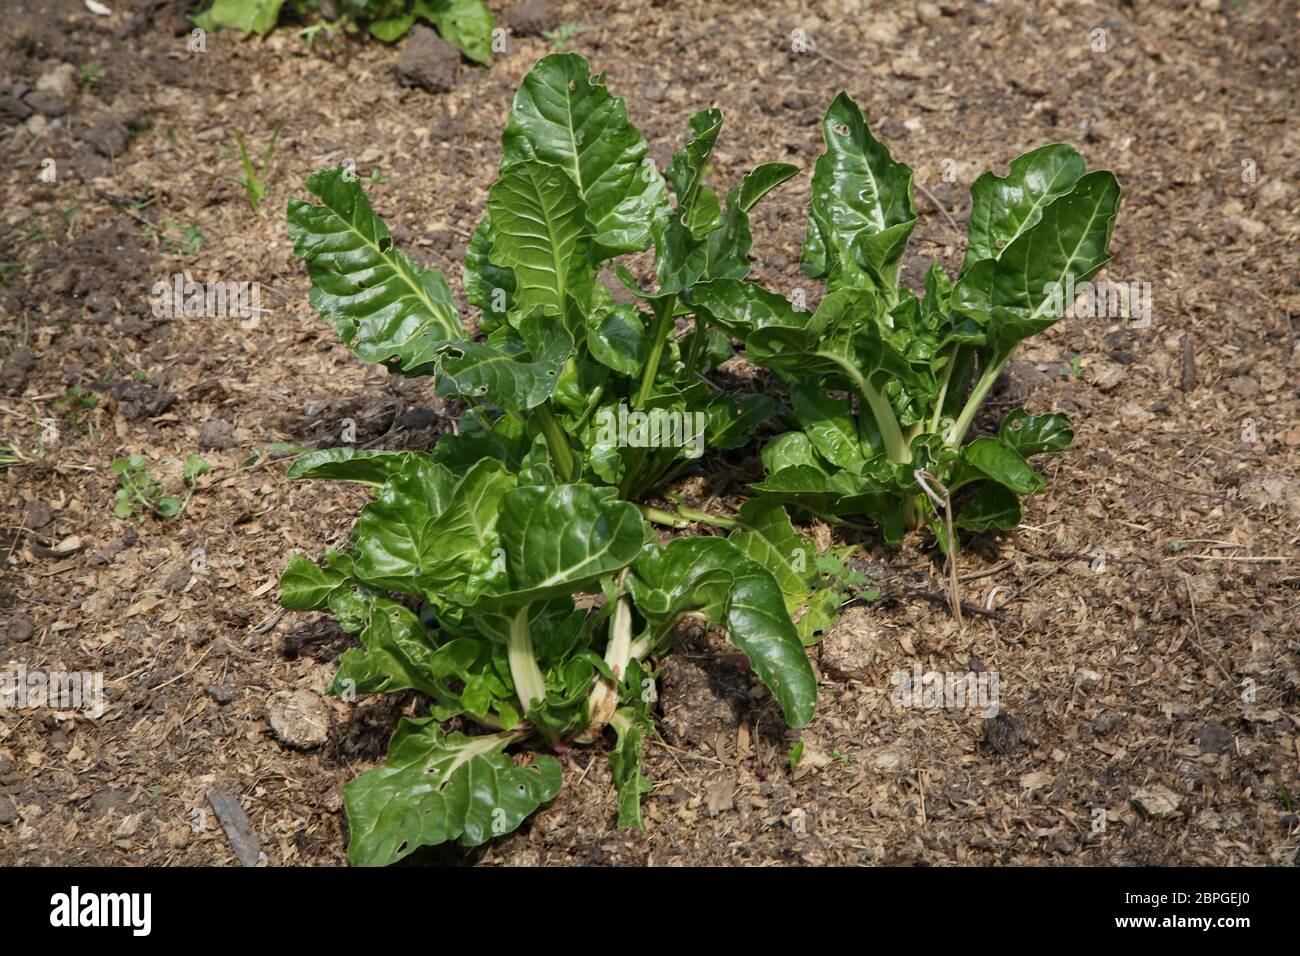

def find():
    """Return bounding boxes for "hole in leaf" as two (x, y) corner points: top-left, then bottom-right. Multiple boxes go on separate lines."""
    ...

(832, 123), (850, 136)
(378, 236), (393, 253)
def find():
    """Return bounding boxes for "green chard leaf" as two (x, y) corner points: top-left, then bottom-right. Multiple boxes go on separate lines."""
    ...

(801, 92), (917, 296)
(998, 407), (1075, 455)
(501, 53), (667, 258)
(628, 537), (817, 727)
(286, 448), (418, 486)
(287, 166), (463, 374)
(344, 718), (561, 866)
(415, 0), (495, 65)
(952, 170), (1122, 356)
(486, 161), (594, 318)
(962, 143), (1087, 274)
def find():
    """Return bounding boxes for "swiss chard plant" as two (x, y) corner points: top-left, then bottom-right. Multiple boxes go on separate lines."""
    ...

(279, 457), (817, 865)
(281, 58), (828, 862)
(287, 53), (797, 512)
(686, 93), (1121, 549)
(193, 0), (495, 61)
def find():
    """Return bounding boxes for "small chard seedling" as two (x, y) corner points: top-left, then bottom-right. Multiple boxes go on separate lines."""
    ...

(687, 93), (1121, 549)
(112, 455), (181, 519)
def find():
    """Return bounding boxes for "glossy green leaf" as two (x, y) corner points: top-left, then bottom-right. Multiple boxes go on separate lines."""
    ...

(481, 483), (647, 609)
(367, 15), (415, 41)
(962, 144), (1086, 273)
(959, 437), (1045, 495)
(464, 214), (514, 332)
(344, 719), (561, 866)
(998, 407), (1075, 455)
(586, 304), (648, 374)
(628, 537), (816, 727)
(435, 338), (564, 410)
(287, 166), (463, 374)
(953, 170), (1122, 356)
(801, 92), (917, 294)
(486, 161), (593, 317)
(704, 392), (775, 450)
(280, 551), (353, 611)
(954, 482), (1022, 533)
(349, 457), (506, 595)
(286, 448), (418, 486)
(654, 109), (725, 293)
(686, 278), (805, 339)
(501, 53), (666, 257)
(760, 431), (826, 475)
(790, 386), (865, 470)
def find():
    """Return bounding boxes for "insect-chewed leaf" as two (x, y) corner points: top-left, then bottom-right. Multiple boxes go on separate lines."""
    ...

(998, 408), (1075, 455)
(801, 92), (917, 293)
(962, 144), (1087, 274)
(953, 171), (1121, 355)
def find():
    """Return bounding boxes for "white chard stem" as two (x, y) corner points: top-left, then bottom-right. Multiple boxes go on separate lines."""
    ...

(507, 605), (547, 718)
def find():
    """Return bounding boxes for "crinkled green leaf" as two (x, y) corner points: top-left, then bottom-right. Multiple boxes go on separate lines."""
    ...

(801, 92), (916, 295)
(280, 550), (354, 611)
(628, 537), (816, 727)
(955, 482), (1022, 533)
(350, 457), (510, 595)
(286, 448), (418, 486)
(344, 719), (561, 866)
(790, 386), (865, 470)
(288, 166), (463, 374)
(958, 437), (1045, 495)
(952, 170), (1121, 356)
(501, 53), (666, 257)
(654, 109), (725, 294)
(760, 431), (826, 475)
(962, 144), (1086, 274)
(586, 304), (648, 375)
(704, 392), (775, 450)
(464, 214), (514, 332)
(609, 699), (652, 829)
(686, 277), (806, 339)
(478, 483), (647, 610)
(487, 161), (594, 317)
(435, 338), (563, 410)
(998, 407), (1074, 455)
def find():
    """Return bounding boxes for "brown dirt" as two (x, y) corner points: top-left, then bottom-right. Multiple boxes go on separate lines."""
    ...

(0, 0), (1297, 867)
